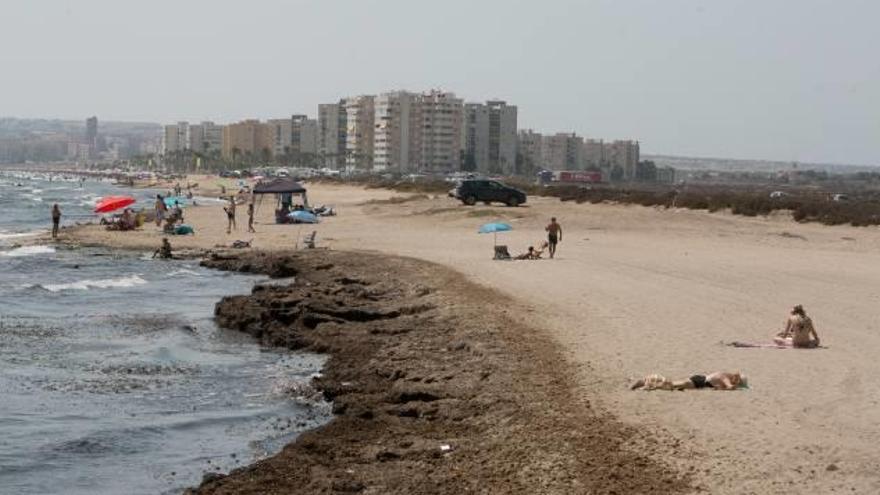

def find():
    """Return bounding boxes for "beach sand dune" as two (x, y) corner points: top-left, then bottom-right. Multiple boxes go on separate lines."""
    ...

(64, 179), (880, 493)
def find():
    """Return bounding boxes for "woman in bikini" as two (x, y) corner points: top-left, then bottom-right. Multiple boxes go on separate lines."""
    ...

(774, 305), (820, 348)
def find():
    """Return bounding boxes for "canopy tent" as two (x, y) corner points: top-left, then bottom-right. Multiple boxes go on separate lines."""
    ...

(253, 178), (309, 209)
(253, 179), (307, 195)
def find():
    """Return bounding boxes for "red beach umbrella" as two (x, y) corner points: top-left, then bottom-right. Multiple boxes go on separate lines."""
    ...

(94, 195), (136, 214)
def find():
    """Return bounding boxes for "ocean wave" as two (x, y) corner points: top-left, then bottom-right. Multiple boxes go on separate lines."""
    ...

(0, 231), (42, 241)
(167, 268), (201, 277)
(38, 275), (148, 292)
(1, 245), (55, 257)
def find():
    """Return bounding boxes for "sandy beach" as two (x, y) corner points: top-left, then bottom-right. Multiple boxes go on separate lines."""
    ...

(59, 177), (880, 493)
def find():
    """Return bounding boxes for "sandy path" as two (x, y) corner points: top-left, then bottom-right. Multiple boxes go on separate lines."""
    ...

(64, 181), (880, 493)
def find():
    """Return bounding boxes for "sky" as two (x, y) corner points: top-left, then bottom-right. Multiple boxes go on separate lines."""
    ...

(1, 0), (878, 165)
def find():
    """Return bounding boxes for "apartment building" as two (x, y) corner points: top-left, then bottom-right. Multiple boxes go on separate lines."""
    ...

(463, 100), (517, 175)
(162, 122), (189, 154)
(415, 90), (463, 173)
(187, 121), (223, 154)
(542, 133), (583, 170)
(318, 103), (347, 168)
(582, 139), (605, 169)
(343, 95), (375, 170)
(516, 129), (544, 171)
(268, 115), (318, 158)
(221, 120), (274, 160)
(373, 91), (419, 172)
(606, 140), (640, 179)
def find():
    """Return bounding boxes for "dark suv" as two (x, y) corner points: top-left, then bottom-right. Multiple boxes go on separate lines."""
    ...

(449, 179), (527, 207)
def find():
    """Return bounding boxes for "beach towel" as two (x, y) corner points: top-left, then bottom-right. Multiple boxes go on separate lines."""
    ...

(724, 340), (828, 349)
(174, 225), (194, 235)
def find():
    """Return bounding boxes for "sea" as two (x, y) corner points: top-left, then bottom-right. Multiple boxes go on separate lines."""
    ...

(0, 171), (329, 494)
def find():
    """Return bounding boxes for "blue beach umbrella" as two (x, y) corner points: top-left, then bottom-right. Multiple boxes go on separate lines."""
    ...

(478, 222), (512, 245)
(288, 210), (318, 224)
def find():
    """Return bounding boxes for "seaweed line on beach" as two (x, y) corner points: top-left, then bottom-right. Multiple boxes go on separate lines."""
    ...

(187, 249), (692, 494)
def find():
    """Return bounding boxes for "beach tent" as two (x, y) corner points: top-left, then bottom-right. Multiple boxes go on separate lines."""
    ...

(253, 178), (309, 208)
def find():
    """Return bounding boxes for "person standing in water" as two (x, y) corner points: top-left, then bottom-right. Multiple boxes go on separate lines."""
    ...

(545, 217), (562, 259)
(247, 202), (256, 233)
(51, 204), (61, 239)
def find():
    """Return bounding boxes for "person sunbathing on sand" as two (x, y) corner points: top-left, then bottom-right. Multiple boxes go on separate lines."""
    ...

(774, 305), (820, 348)
(630, 371), (747, 391)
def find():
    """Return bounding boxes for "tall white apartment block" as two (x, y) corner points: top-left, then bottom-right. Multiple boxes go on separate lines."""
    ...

(542, 132), (584, 170)
(414, 90), (463, 173)
(463, 100), (517, 175)
(343, 95), (375, 170)
(318, 103), (346, 168)
(200, 122), (224, 154)
(373, 91), (419, 172)
(517, 129), (544, 171)
(269, 115), (319, 158)
(162, 122), (189, 154)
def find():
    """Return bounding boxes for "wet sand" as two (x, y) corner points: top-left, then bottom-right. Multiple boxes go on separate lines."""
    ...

(59, 177), (880, 493)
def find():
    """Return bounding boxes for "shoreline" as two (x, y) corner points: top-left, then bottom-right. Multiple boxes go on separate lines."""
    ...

(186, 249), (691, 493)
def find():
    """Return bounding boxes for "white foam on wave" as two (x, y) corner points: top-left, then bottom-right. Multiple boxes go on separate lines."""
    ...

(0, 231), (42, 241)
(167, 268), (201, 277)
(39, 274), (148, 292)
(1, 245), (56, 257)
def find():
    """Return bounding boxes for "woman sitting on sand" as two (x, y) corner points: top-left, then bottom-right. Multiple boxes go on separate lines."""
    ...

(630, 371), (747, 391)
(774, 305), (820, 348)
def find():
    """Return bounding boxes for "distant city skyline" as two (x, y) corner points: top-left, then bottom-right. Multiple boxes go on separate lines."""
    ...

(2, 1), (877, 166)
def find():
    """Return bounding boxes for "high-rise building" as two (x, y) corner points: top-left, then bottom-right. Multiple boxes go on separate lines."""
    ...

(607, 140), (640, 179)
(463, 100), (517, 175)
(414, 90), (463, 173)
(270, 115), (319, 158)
(343, 95), (375, 170)
(542, 133), (584, 170)
(222, 120), (274, 161)
(192, 121), (224, 155)
(318, 103), (347, 169)
(373, 91), (419, 172)
(517, 129), (544, 171)
(85, 116), (98, 158)
(582, 139), (606, 169)
(162, 122), (189, 155)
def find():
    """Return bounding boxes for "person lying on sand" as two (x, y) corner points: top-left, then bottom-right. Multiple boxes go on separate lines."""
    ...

(515, 246), (538, 260)
(514, 242), (551, 260)
(630, 371), (747, 391)
(774, 305), (820, 348)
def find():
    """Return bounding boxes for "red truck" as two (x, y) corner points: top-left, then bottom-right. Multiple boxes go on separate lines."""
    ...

(554, 170), (603, 183)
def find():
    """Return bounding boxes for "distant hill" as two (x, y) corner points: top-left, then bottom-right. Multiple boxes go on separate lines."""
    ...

(0, 117), (160, 138)
(645, 154), (878, 174)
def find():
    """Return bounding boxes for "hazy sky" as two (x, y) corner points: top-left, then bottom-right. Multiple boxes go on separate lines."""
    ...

(2, 0), (878, 165)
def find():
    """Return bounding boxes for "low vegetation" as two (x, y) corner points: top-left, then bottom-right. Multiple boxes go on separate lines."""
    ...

(317, 176), (880, 227)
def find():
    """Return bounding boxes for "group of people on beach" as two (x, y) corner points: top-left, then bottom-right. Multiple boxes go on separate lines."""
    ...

(632, 305), (822, 392)
(515, 217), (563, 260)
(222, 192), (256, 234)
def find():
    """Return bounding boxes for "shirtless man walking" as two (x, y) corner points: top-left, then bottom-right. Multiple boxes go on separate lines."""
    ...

(545, 217), (562, 259)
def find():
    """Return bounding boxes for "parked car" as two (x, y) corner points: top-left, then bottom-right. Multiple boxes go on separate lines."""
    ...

(449, 179), (527, 207)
